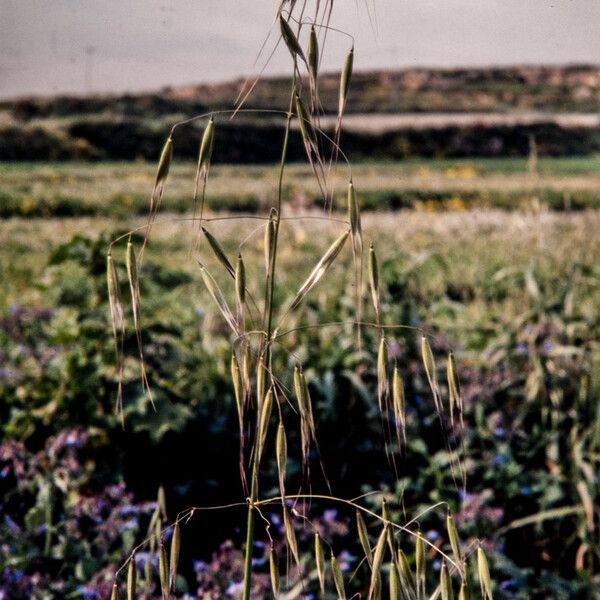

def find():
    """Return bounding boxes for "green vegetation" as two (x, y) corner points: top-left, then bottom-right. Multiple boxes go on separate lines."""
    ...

(2, 199), (600, 596)
(2, 157), (600, 220)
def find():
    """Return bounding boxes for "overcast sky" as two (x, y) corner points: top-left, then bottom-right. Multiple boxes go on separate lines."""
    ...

(2, 0), (600, 99)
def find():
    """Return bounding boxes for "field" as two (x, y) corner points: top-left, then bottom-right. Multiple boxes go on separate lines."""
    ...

(1, 156), (600, 598)
(3, 156), (600, 222)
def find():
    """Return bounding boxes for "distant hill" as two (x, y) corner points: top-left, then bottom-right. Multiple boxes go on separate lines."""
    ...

(2, 65), (600, 161)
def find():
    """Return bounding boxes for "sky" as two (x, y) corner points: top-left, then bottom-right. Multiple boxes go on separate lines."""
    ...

(2, 0), (600, 99)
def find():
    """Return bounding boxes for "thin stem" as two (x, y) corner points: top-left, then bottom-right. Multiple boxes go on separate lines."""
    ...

(242, 73), (297, 600)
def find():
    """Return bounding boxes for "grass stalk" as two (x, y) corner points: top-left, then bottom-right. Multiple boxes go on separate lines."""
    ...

(242, 73), (296, 600)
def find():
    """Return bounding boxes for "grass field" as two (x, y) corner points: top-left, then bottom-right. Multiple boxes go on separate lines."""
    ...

(2, 156), (600, 219)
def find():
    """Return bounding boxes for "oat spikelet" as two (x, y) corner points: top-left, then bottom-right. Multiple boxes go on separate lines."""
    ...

(368, 242), (381, 325)
(276, 422), (287, 500)
(231, 354), (244, 431)
(142, 136), (173, 258)
(415, 531), (426, 598)
(331, 552), (347, 600)
(264, 208), (277, 274)
(256, 388), (273, 465)
(368, 527), (388, 600)
(169, 521), (180, 591)
(421, 336), (441, 414)
(376, 335), (389, 412)
(397, 549), (416, 595)
(283, 507), (300, 569)
(242, 344), (251, 400)
(194, 116), (215, 223)
(198, 262), (239, 335)
(151, 136), (173, 213)
(256, 357), (266, 408)
(477, 546), (493, 600)
(126, 239), (153, 406)
(289, 230), (349, 312)
(235, 253), (246, 327)
(315, 532), (326, 593)
(110, 583), (119, 600)
(338, 46), (354, 119)
(447, 352), (462, 426)
(293, 367), (316, 465)
(459, 582), (469, 600)
(159, 543), (168, 600)
(295, 93), (327, 198)
(308, 25), (319, 91)
(127, 555), (136, 600)
(389, 561), (400, 600)
(447, 513), (462, 565)
(441, 561), (454, 600)
(348, 180), (363, 339)
(202, 227), (235, 277)
(269, 545), (280, 599)
(295, 93), (318, 153)
(392, 367), (406, 446)
(356, 510), (373, 567)
(279, 14), (307, 66)
(107, 253), (125, 420)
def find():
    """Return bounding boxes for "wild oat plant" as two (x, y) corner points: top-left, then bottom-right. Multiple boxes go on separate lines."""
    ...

(106, 3), (494, 599)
